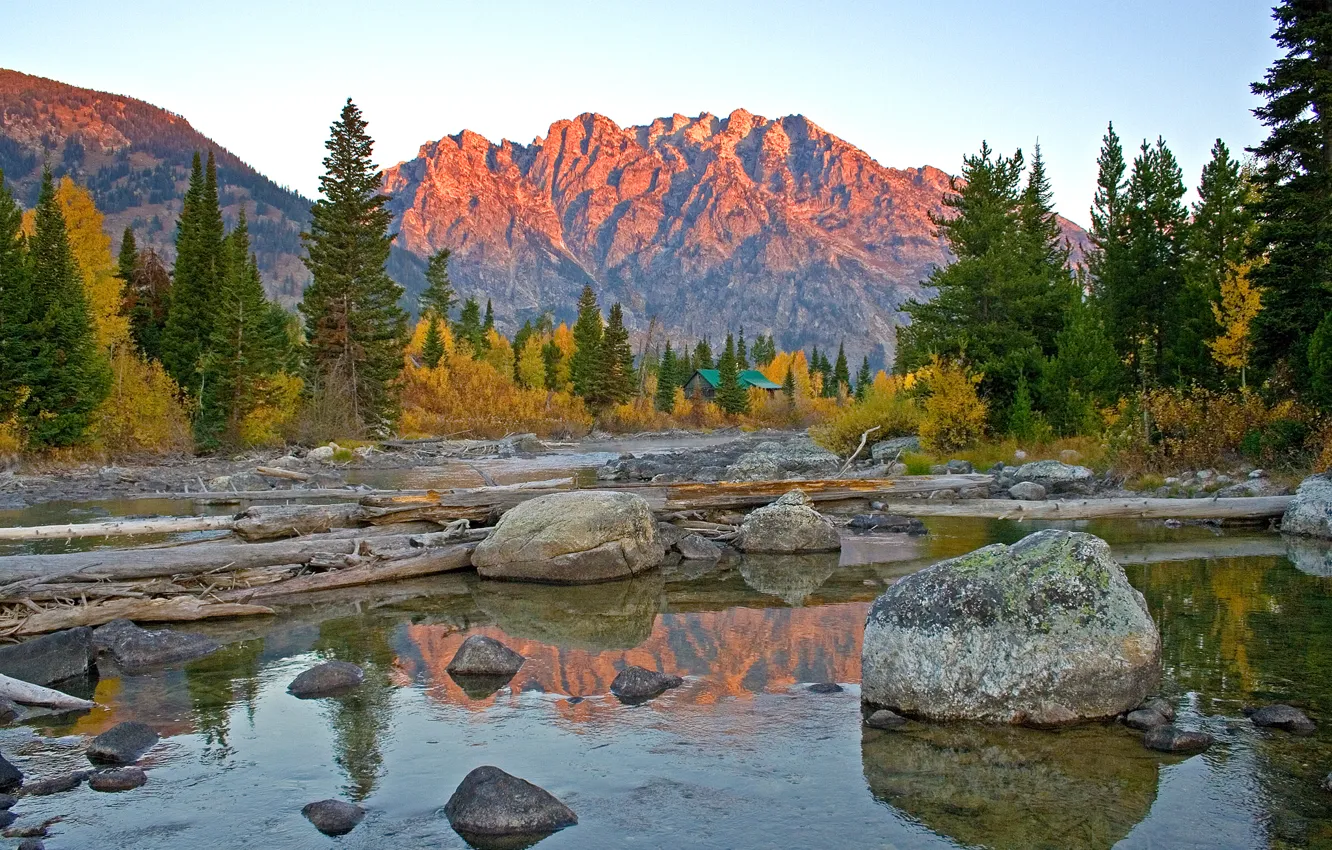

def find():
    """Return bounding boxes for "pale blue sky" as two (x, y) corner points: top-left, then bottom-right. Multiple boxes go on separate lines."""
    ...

(6, 0), (1279, 227)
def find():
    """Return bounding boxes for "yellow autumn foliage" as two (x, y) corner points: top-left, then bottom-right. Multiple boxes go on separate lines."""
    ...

(917, 356), (987, 453)
(516, 334), (548, 388)
(400, 356), (591, 438)
(91, 351), (193, 455)
(1209, 260), (1262, 385)
(239, 372), (305, 447)
(811, 380), (921, 455)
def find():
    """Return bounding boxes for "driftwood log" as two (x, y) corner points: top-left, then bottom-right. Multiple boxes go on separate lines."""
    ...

(15, 596), (277, 635)
(0, 673), (96, 709)
(871, 495), (1292, 522)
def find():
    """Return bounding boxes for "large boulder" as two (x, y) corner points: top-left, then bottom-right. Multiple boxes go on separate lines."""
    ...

(0, 628), (94, 687)
(1282, 474), (1332, 539)
(444, 766), (576, 841)
(724, 436), (840, 481)
(734, 490), (841, 554)
(870, 436), (920, 462)
(1012, 460), (1096, 494)
(92, 620), (219, 672)
(472, 491), (664, 583)
(861, 529), (1160, 726)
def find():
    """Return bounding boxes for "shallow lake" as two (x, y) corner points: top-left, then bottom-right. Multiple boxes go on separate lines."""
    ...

(0, 515), (1329, 848)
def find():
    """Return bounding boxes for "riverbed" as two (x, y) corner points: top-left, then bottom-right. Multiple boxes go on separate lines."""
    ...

(0, 512), (1324, 849)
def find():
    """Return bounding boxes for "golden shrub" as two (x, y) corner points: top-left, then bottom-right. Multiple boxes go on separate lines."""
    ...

(811, 386), (921, 455)
(238, 372), (305, 448)
(91, 351), (192, 455)
(600, 397), (672, 432)
(917, 356), (987, 454)
(400, 356), (591, 438)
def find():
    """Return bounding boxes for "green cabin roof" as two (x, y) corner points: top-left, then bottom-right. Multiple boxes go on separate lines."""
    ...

(690, 369), (782, 390)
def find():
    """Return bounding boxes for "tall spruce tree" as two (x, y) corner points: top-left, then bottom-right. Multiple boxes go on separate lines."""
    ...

(600, 303), (635, 405)
(421, 318), (445, 368)
(832, 343), (851, 396)
(715, 333), (748, 414)
(0, 169), (31, 425)
(1041, 288), (1122, 435)
(454, 298), (484, 355)
(655, 342), (678, 412)
(693, 338), (714, 370)
(1125, 138), (1190, 386)
(782, 366), (796, 406)
(570, 285), (603, 398)
(1250, 0), (1332, 392)
(482, 299), (495, 336)
(22, 171), (110, 447)
(737, 328), (749, 369)
(855, 356), (872, 402)
(116, 227), (138, 289)
(161, 151), (225, 397)
(420, 248), (456, 320)
(300, 100), (407, 435)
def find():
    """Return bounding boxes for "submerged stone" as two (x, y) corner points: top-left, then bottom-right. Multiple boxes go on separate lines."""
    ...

(92, 619), (219, 672)
(865, 709), (907, 730)
(1250, 704), (1317, 735)
(861, 529), (1161, 726)
(302, 799), (365, 836)
(610, 666), (683, 703)
(807, 682), (844, 694)
(1125, 708), (1169, 730)
(87, 721), (159, 765)
(1142, 725), (1213, 754)
(444, 766), (576, 840)
(287, 661), (364, 698)
(89, 766), (147, 792)
(20, 771), (88, 796)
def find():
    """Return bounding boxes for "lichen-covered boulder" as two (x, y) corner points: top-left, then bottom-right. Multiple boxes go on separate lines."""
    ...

(1282, 474), (1332, 539)
(1013, 460), (1095, 493)
(735, 490), (841, 553)
(861, 529), (1160, 726)
(473, 491), (663, 583)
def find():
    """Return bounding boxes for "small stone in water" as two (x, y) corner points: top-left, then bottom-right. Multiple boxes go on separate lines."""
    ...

(20, 771), (87, 796)
(302, 799), (365, 836)
(87, 721), (159, 765)
(287, 661), (365, 699)
(1143, 724), (1213, 754)
(0, 793), (15, 810)
(89, 766), (147, 792)
(17, 839), (43, 850)
(446, 635), (525, 678)
(444, 766), (577, 838)
(0, 756), (21, 793)
(610, 666), (683, 703)
(1125, 708), (1170, 730)
(1140, 697), (1176, 721)
(807, 682), (843, 694)
(1249, 704), (1317, 735)
(865, 709), (907, 729)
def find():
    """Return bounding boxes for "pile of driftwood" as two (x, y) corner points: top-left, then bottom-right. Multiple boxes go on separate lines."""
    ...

(0, 473), (1295, 636)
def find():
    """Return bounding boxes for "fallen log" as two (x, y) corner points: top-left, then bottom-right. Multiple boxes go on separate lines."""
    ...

(220, 542), (477, 601)
(232, 503), (363, 541)
(0, 515), (238, 542)
(13, 597), (276, 635)
(0, 673), (96, 710)
(651, 476), (993, 512)
(1111, 536), (1287, 564)
(869, 495), (1291, 521)
(255, 466), (310, 482)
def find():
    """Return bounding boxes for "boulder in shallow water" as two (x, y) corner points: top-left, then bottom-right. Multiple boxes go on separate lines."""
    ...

(735, 490), (840, 554)
(302, 799), (365, 836)
(865, 709), (907, 729)
(87, 721), (159, 765)
(676, 533), (723, 562)
(0, 754), (22, 792)
(444, 766), (577, 840)
(287, 661), (364, 699)
(1282, 474), (1332, 539)
(1125, 708), (1169, 730)
(473, 491), (664, 583)
(1142, 725), (1213, 754)
(92, 619), (219, 672)
(861, 529), (1161, 726)
(0, 628), (93, 687)
(610, 666), (683, 703)
(446, 635), (524, 678)
(1007, 481), (1047, 501)
(89, 766), (146, 792)
(21, 771), (88, 796)
(1249, 704), (1316, 735)
(807, 682), (843, 694)
(1013, 460), (1095, 493)
(847, 514), (927, 535)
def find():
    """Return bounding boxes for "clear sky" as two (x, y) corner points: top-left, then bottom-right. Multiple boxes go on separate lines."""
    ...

(6, 0), (1280, 227)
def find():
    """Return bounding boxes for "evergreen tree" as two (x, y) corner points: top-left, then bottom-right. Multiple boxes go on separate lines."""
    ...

(693, 337), (713, 370)
(737, 328), (749, 369)
(782, 366), (796, 406)
(21, 171), (110, 447)
(855, 356), (872, 402)
(482, 299), (495, 337)
(809, 345), (821, 379)
(1007, 375), (1037, 441)
(454, 298), (484, 355)
(1087, 122), (1133, 385)
(1249, 0), (1332, 392)
(1125, 138), (1190, 386)
(1040, 290), (1122, 435)
(421, 318), (444, 368)
(832, 342), (851, 396)
(715, 333), (748, 414)
(419, 248), (456, 320)
(541, 339), (563, 390)
(116, 227), (138, 288)
(0, 169), (31, 425)
(600, 303), (635, 405)
(299, 100), (407, 435)
(655, 342), (678, 412)
(161, 151), (225, 396)
(124, 249), (171, 361)
(569, 285), (603, 398)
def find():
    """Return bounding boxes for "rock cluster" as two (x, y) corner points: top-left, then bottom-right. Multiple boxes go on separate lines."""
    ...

(1282, 474), (1332, 539)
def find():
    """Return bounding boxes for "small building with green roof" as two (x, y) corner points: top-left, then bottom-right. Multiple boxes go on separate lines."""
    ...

(682, 368), (782, 400)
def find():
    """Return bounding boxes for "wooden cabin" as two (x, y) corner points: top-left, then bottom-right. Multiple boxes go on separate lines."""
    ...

(682, 369), (783, 399)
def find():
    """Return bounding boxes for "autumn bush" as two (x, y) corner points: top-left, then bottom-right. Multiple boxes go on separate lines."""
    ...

(811, 381), (920, 456)
(400, 355), (591, 439)
(916, 356), (988, 453)
(91, 351), (193, 455)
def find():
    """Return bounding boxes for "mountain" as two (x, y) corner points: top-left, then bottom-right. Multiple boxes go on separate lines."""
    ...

(384, 109), (1090, 365)
(0, 69), (312, 305)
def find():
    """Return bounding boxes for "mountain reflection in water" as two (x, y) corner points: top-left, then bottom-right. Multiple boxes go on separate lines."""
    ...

(0, 519), (1327, 849)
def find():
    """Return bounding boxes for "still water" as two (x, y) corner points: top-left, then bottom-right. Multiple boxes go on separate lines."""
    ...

(0, 518), (1329, 849)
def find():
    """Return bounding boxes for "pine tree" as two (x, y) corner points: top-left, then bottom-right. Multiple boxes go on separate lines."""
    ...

(482, 299), (494, 336)
(0, 169), (31, 426)
(299, 100), (407, 435)
(655, 342), (678, 412)
(737, 328), (749, 369)
(1088, 123), (1134, 382)
(569, 285), (603, 398)
(855, 356), (872, 402)
(782, 366), (796, 407)
(715, 333), (749, 415)
(454, 298), (484, 355)
(693, 338), (714, 370)
(600, 303), (635, 405)
(833, 342), (851, 396)
(542, 339), (563, 390)
(161, 151), (225, 397)
(1007, 375), (1037, 441)
(421, 317), (445, 368)
(21, 171), (110, 447)
(1126, 138), (1190, 386)
(1249, 0), (1332, 392)
(420, 248), (456, 320)
(1040, 289), (1121, 435)
(116, 227), (138, 288)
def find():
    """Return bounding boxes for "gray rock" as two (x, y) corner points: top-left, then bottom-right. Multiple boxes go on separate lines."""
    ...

(861, 530), (1161, 726)
(1125, 708), (1169, 730)
(1250, 704), (1317, 735)
(17, 840), (43, 850)
(847, 514), (927, 535)
(87, 721), (159, 765)
(735, 489), (840, 554)
(807, 682), (843, 694)
(871, 436), (920, 462)
(89, 766), (147, 792)
(1007, 481), (1047, 501)
(0, 699), (20, 724)
(1323, 773), (1332, 794)
(307, 445), (337, 462)
(929, 464), (948, 475)
(446, 635), (524, 678)
(610, 666), (683, 703)
(725, 436), (841, 481)
(1013, 460), (1096, 493)
(0, 628), (93, 687)
(92, 619), (219, 672)
(302, 799), (365, 836)
(945, 459), (974, 474)
(1285, 535), (1332, 577)
(865, 708), (907, 729)
(676, 533), (723, 562)
(21, 771), (88, 796)
(444, 766), (577, 839)
(0, 793), (15, 809)
(287, 661), (365, 698)
(1282, 474), (1332, 538)
(473, 491), (664, 583)
(1140, 697), (1175, 721)
(1142, 725), (1213, 754)
(0, 755), (21, 792)
(655, 522), (686, 549)
(886, 462), (909, 477)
